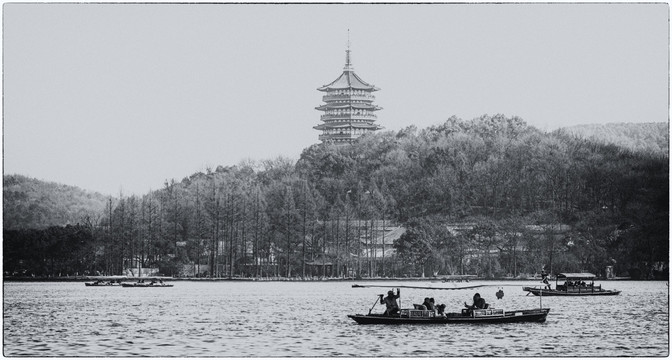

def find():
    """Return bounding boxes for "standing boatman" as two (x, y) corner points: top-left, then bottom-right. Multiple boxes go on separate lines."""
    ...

(380, 288), (401, 316)
(541, 272), (551, 290)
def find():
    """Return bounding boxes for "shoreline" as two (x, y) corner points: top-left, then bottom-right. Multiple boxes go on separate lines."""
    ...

(3, 276), (649, 282)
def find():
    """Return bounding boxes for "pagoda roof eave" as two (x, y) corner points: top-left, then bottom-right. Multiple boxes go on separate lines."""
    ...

(317, 70), (379, 91)
(314, 123), (383, 130)
(318, 86), (380, 92)
(315, 104), (382, 111)
(318, 85), (381, 92)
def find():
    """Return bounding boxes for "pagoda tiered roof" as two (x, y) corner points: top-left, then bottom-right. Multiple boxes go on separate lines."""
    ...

(315, 103), (382, 111)
(314, 37), (383, 144)
(313, 122), (382, 131)
(317, 70), (379, 92)
(317, 69), (380, 91)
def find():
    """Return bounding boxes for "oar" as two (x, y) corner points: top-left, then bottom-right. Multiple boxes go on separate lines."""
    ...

(397, 288), (401, 311)
(368, 295), (382, 315)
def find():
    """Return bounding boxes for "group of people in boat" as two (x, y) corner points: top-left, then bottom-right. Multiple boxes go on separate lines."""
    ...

(379, 289), (487, 317)
(135, 279), (165, 285)
(90, 279), (121, 285)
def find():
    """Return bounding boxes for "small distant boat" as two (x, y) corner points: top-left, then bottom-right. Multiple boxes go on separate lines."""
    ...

(84, 276), (127, 286)
(523, 273), (620, 296)
(85, 280), (121, 287)
(121, 283), (173, 288)
(120, 279), (173, 288)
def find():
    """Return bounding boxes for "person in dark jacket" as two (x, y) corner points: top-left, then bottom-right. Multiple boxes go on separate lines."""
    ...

(380, 288), (400, 316)
(464, 293), (487, 310)
(421, 297), (433, 310)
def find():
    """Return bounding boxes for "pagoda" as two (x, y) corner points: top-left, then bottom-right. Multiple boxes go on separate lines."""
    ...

(314, 40), (383, 144)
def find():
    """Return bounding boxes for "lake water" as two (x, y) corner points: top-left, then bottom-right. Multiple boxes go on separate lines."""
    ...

(3, 280), (668, 357)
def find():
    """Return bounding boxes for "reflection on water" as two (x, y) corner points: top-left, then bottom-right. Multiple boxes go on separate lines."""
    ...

(3, 280), (668, 357)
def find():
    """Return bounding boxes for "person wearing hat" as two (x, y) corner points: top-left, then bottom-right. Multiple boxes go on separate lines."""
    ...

(380, 288), (401, 316)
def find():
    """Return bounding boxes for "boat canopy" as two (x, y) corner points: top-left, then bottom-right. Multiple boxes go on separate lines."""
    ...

(556, 273), (596, 280)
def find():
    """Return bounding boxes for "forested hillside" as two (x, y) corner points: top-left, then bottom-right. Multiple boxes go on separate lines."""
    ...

(3, 174), (109, 230)
(3, 116), (668, 279)
(559, 122), (668, 156)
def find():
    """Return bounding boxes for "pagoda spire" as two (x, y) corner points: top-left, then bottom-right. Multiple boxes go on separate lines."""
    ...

(344, 29), (352, 71)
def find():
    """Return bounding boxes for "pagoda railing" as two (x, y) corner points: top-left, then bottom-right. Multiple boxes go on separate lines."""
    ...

(321, 110), (376, 116)
(314, 120), (379, 130)
(322, 93), (375, 102)
(320, 113), (377, 121)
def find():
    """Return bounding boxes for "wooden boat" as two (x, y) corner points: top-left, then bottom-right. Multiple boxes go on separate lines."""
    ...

(120, 278), (174, 288)
(85, 281), (121, 286)
(348, 307), (550, 325)
(121, 282), (173, 288)
(84, 276), (126, 286)
(523, 272), (620, 296)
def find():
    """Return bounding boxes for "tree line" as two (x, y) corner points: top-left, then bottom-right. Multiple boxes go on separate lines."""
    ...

(4, 175), (108, 230)
(3, 115), (668, 279)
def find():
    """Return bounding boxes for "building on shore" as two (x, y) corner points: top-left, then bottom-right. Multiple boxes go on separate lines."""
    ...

(314, 39), (383, 144)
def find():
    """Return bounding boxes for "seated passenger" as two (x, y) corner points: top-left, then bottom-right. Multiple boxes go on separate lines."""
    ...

(422, 297), (433, 311)
(436, 304), (446, 316)
(464, 293), (487, 311)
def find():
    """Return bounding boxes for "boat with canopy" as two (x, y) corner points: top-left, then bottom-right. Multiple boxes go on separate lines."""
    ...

(522, 272), (620, 296)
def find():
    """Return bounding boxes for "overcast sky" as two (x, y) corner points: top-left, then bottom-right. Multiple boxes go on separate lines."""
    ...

(3, 3), (668, 196)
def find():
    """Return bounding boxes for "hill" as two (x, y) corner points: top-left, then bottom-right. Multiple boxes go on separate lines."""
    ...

(557, 122), (668, 156)
(3, 174), (110, 230)
(3, 116), (668, 279)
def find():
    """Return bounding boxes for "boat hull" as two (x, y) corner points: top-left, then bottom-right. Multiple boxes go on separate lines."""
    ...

(120, 283), (174, 288)
(85, 283), (120, 287)
(348, 308), (550, 325)
(523, 287), (620, 296)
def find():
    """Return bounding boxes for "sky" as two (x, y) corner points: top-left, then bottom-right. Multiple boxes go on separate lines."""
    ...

(3, 3), (669, 196)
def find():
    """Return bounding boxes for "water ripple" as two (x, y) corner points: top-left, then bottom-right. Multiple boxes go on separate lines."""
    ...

(3, 280), (669, 357)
